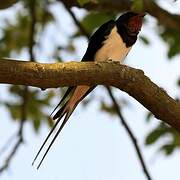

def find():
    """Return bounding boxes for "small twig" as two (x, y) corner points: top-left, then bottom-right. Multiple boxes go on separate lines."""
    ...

(61, 4), (152, 180)
(28, 0), (36, 61)
(106, 87), (152, 180)
(0, 85), (27, 173)
(0, 133), (17, 156)
(63, 3), (90, 39)
(0, 86), (27, 175)
(0, 135), (23, 173)
(0, 0), (37, 174)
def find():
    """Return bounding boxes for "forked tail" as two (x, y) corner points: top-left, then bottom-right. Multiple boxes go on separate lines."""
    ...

(32, 97), (76, 169)
(32, 85), (94, 169)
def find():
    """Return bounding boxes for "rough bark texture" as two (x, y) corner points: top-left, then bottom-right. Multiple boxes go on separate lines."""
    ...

(0, 58), (180, 131)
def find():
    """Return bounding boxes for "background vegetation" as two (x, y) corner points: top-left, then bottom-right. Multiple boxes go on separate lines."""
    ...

(0, 0), (179, 179)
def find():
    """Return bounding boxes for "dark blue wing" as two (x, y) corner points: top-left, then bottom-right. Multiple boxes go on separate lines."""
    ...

(82, 20), (116, 61)
(50, 20), (116, 119)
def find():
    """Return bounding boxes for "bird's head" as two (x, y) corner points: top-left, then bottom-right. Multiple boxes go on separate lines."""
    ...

(116, 12), (145, 36)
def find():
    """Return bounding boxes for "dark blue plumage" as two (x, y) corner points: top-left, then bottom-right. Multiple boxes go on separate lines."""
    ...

(82, 20), (116, 61)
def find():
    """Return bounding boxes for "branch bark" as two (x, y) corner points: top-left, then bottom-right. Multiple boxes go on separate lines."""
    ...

(0, 58), (180, 131)
(59, 0), (180, 29)
(64, 5), (152, 180)
(0, 0), (19, 10)
(0, 0), (37, 173)
(60, 4), (152, 180)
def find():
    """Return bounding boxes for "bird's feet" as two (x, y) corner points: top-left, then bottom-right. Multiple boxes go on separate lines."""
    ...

(107, 59), (120, 64)
(107, 58), (113, 62)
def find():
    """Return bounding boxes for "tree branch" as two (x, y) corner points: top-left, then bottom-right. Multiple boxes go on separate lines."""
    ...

(106, 87), (152, 180)
(0, 58), (180, 131)
(59, 0), (180, 29)
(0, 0), (19, 10)
(0, 0), (179, 29)
(143, 0), (180, 29)
(0, 136), (23, 173)
(63, 5), (152, 180)
(0, 0), (37, 173)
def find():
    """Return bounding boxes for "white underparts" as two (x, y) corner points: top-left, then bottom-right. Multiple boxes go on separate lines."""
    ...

(94, 26), (131, 63)
(68, 27), (132, 107)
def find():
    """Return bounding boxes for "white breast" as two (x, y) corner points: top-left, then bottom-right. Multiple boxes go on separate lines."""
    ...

(94, 26), (131, 63)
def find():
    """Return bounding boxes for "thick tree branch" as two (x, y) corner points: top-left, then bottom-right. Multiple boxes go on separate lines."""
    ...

(64, 5), (152, 180)
(143, 0), (180, 29)
(59, 0), (180, 29)
(0, 58), (180, 131)
(0, 0), (179, 29)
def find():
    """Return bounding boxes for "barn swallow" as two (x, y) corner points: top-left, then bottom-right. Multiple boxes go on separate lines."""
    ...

(32, 11), (145, 168)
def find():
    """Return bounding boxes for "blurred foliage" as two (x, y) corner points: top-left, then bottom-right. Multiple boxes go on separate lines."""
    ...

(77, 0), (100, 6)
(146, 111), (153, 121)
(100, 101), (117, 116)
(145, 123), (180, 155)
(0, 0), (57, 132)
(73, 11), (116, 36)
(0, 0), (179, 157)
(5, 85), (54, 132)
(100, 95), (129, 116)
(160, 27), (180, 58)
(131, 0), (144, 12)
(139, 35), (150, 45)
(77, 0), (90, 6)
(0, 14), (30, 57)
(0, 0), (54, 57)
(177, 78), (180, 87)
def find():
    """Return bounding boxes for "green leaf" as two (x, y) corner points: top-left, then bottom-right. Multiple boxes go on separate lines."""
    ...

(77, 0), (90, 6)
(146, 111), (153, 121)
(4, 85), (55, 133)
(145, 126), (169, 145)
(100, 101), (117, 116)
(160, 144), (175, 155)
(160, 28), (180, 59)
(131, 0), (144, 11)
(145, 123), (180, 156)
(5, 103), (21, 120)
(74, 12), (116, 36)
(139, 36), (150, 45)
(77, 0), (100, 6)
(0, 0), (55, 57)
(33, 116), (41, 132)
(177, 78), (180, 87)
(0, 14), (30, 56)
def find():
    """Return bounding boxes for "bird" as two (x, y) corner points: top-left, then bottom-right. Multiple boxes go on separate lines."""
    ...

(32, 11), (145, 168)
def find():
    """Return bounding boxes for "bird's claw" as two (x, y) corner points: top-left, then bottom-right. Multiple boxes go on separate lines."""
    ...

(107, 59), (113, 62)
